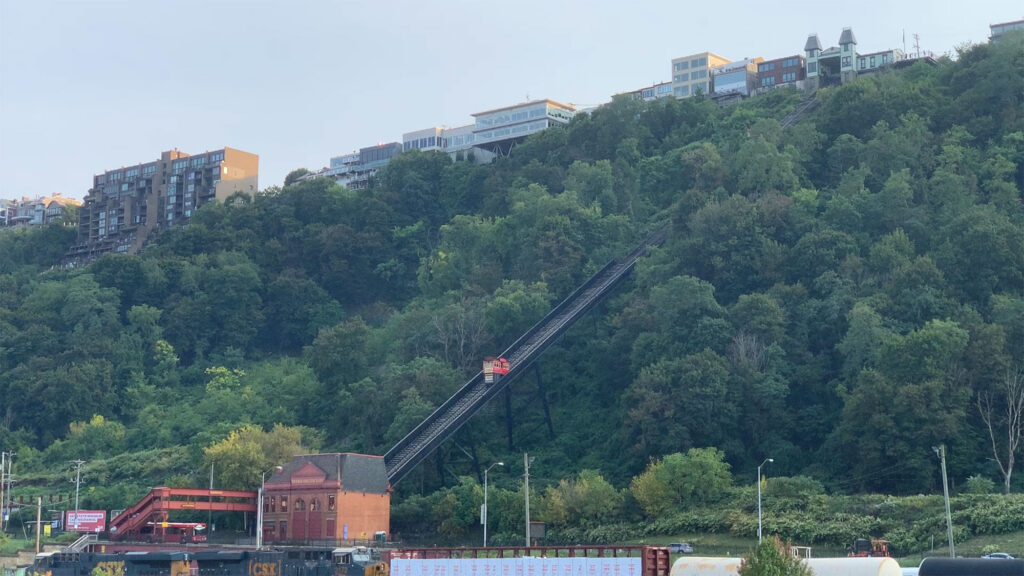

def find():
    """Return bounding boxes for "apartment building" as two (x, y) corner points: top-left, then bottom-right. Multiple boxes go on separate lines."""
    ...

(755, 55), (806, 92)
(990, 19), (1024, 42)
(622, 81), (674, 102)
(711, 57), (763, 103)
(402, 127), (445, 153)
(471, 99), (577, 156)
(856, 49), (905, 75)
(1, 194), (80, 228)
(671, 52), (731, 98)
(66, 147), (258, 263)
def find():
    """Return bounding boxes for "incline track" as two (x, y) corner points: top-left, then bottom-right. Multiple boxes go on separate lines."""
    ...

(384, 231), (666, 485)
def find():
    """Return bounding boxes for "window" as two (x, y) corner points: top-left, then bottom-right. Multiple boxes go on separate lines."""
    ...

(869, 56), (876, 67)
(782, 57), (800, 68)
(281, 496), (288, 512)
(881, 53), (890, 64)
(859, 57), (866, 69)
(328, 495), (336, 511)
(782, 72), (796, 83)
(310, 498), (322, 511)
(843, 44), (849, 52)
(673, 61), (689, 71)
(841, 57), (851, 67)
(295, 499), (306, 511)
(271, 497), (276, 512)
(279, 521), (287, 539)
(121, 183), (129, 192)
(808, 62), (817, 73)
(761, 76), (776, 87)
(187, 184), (195, 192)
(674, 85), (689, 97)
(673, 73), (688, 82)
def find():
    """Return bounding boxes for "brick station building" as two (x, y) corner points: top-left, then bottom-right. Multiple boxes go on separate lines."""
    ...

(262, 453), (390, 544)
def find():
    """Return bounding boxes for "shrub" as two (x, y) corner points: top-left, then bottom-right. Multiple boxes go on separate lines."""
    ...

(739, 538), (813, 576)
(962, 475), (995, 495)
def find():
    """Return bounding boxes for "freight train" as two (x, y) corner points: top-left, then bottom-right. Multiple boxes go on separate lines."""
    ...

(28, 547), (388, 576)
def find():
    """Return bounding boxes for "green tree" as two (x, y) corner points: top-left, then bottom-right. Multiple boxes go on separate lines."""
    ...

(739, 538), (813, 576)
(203, 424), (310, 490)
(630, 448), (733, 517)
(539, 469), (623, 529)
(283, 168), (311, 187)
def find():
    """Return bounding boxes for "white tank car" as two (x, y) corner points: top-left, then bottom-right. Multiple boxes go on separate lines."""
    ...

(671, 556), (903, 576)
(670, 557), (743, 576)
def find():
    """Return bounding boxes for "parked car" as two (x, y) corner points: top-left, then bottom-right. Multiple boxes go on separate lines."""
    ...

(669, 543), (693, 554)
(982, 553), (1015, 559)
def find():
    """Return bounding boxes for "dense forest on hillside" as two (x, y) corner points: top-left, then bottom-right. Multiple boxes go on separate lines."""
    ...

(0, 36), (1022, 548)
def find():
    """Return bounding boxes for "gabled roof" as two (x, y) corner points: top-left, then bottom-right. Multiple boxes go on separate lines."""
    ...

(267, 453), (389, 494)
(839, 27), (857, 45)
(805, 34), (822, 51)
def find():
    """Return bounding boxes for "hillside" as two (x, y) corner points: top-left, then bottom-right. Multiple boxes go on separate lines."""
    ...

(0, 35), (1022, 548)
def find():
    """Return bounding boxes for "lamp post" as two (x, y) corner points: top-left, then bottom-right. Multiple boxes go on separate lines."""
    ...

(483, 462), (504, 547)
(256, 465), (283, 549)
(757, 458), (773, 543)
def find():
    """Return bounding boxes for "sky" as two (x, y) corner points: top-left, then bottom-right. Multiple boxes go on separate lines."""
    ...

(1, 0), (1019, 201)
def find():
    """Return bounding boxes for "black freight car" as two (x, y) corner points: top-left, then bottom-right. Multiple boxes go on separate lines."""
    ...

(28, 548), (387, 576)
(918, 557), (1024, 576)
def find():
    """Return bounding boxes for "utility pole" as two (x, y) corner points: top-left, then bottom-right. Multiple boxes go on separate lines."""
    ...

(0, 451), (6, 532)
(70, 460), (85, 531)
(1, 451), (13, 532)
(523, 453), (534, 547)
(933, 445), (954, 557)
(35, 497), (42, 554)
(209, 463), (214, 536)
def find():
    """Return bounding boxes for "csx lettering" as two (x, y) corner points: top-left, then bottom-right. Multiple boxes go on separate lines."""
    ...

(251, 562), (279, 576)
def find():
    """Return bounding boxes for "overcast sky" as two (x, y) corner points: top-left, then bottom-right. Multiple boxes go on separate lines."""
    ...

(1, 0), (1019, 200)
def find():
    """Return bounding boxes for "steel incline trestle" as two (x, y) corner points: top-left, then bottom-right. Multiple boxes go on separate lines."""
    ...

(384, 231), (666, 485)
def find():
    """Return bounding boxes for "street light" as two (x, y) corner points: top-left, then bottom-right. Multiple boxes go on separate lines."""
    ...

(757, 458), (773, 543)
(256, 465), (283, 549)
(483, 462), (504, 547)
